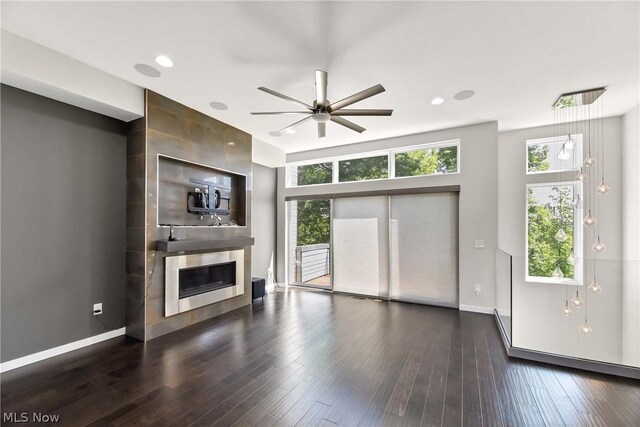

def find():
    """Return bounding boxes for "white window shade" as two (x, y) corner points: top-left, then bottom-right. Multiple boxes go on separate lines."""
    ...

(389, 193), (459, 307)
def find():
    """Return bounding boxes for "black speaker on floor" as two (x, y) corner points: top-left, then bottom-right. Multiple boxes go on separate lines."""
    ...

(251, 277), (266, 301)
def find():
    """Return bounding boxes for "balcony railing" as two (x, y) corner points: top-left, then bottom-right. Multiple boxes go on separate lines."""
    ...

(295, 243), (330, 284)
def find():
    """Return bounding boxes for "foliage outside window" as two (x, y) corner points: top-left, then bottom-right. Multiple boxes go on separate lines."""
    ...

(338, 155), (388, 182)
(526, 135), (583, 174)
(296, 199), (330, 246)
(295, 162), (333, 186)
(395, 145), (458, 177)
(527, 183), (581, 283)
(286, 140), (460, 187)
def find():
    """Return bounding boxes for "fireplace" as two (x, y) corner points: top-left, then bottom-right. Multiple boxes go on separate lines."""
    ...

(165, 250), (244, 316)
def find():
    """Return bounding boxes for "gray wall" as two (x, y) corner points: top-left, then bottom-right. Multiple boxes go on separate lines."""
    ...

(278, 122), (499, 309)
(251, 163), (277, 280)
(498, 117), (625, 365)
(1, 85), (126, 362)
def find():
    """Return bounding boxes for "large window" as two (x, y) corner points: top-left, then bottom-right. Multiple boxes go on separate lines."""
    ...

(526, 182), (582, 284)
(286, 140), (460, 187)
(526, 134), (583, 174)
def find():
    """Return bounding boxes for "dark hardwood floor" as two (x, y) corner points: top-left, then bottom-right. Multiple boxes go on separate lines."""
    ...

(2, 289), (639, 426)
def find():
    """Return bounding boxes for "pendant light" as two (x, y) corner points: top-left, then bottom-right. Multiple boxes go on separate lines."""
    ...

(558, 147), (572, 160)
(583, 210), (597, 227)
(564, 134), (575, 150)
(596, 179), (611, 195)
(589, 277), (602, 294)
(580, 320), (593, 335)
(571, 289), (584, 308)
(561, 301), (573, 317)
(572, 194), (583, 209)
(566, 250), (575, 265)
(555, 228), (568, 242)
(592, 236), (606, 253)
(552, 265), (565, 278)
(576, 168), (587, 182)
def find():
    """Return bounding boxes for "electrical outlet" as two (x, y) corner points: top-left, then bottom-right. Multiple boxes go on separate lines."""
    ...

(474, 284), (481, 295)
(474, 239), (485, 248)
(93, 303), (103, 316)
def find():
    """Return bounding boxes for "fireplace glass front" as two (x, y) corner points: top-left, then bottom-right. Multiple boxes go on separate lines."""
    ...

(178, 261), (236, 299)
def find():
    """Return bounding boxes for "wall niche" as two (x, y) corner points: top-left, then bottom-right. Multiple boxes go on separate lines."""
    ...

(157, 155), (247, 227)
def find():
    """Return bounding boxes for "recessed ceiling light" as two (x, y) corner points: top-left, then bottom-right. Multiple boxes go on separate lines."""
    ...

(209, 101), (228, 111)
(226, 141), (236, 146)
(283, 128), (296, 135)
(154, 55), (174, 68)
(268, 131), (282, 137)
(454, 90), (475, 101)
(431, 97), (445, 105)
(134, 64), (161, 78)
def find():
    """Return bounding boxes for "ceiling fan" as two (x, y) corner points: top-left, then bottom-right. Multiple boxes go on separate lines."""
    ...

(251, 70), (393, 138)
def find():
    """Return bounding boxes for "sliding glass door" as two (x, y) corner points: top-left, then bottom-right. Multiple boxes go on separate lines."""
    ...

(389, 193), (459, 307)
(286, 199), (332, 289)
(286, 192), (459, 307)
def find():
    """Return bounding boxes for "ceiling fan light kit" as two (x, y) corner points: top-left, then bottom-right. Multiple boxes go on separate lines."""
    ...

(252, 70), (393, 138)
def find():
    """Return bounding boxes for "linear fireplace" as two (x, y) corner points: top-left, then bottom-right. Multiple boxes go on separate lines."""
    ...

(165, 250), (244, 316)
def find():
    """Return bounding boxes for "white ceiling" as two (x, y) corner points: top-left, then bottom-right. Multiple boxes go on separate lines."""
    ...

(2, 1), (638, 153)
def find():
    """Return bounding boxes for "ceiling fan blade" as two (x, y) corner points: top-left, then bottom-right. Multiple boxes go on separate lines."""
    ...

(327, 84), (386, 112)
(277, 115), (313, 134)
(258, 87), (313, 109)
(315, 70), (328, 107)
(251, 111), (312, 115)
(318, 122), (326, 138)
(330, 116), (366, 133)
(330, 109), (393, 116)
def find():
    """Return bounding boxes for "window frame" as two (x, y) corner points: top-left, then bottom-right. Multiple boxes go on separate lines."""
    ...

(525, 134), (584, 176)
(525, 181), (583, 285)
(286, 139), (461, 188)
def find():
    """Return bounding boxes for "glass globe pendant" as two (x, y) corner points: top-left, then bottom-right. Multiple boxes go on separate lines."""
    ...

(584, 153), (597, 166)
(583, 210), (597, 227)
(589, 277), (602, 294)
(561, 300), (573, 317)
(596, 179), (611, 195)
(566, 249), (575, 266)
(575, 168), (587, 182)
(555, 228), (568, 242)
(580, 320), (593, 335)
(571, 290), (584, 309)
(592, 236), (606, 254)
(551, 265), (565, 278)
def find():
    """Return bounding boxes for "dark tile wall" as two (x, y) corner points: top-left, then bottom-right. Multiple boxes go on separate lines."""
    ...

(125, 90), (253, 341)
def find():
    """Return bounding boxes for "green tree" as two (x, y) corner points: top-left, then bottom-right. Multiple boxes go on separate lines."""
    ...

(296, 199), (330, 245)
(339, 156), (388, 182)
(528, 186), (574, 278)
(297, 162), (332, 186)
(395, 146), (458, 177)
(528, 144), (550, 172)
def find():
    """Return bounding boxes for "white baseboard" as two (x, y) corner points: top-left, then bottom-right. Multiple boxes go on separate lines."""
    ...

(0, 327), (125, 373)
(459, 304), (494, 314)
